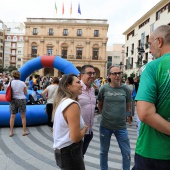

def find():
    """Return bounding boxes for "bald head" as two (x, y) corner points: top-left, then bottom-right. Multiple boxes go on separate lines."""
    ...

(149, 25), (170, 59)
(153, 25), (170, 45)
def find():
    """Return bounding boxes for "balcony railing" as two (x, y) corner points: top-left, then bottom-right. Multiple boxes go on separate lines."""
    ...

(10, 53), (16, 56)
(33, 32), (38, 35)
(69, 55), (74, 59)
(76, 55), (82, 59)
(49, 32), (53, 35)
(31, 54), (38, 58)
(10, 60), (16, 64)
(77, 33), (82, 36)
(145, 42), (149, 49)
(61, 55), (67, 59)
(63, 32), (68, 36)
(92, 56), (98, 60)
(27, 18), (108, 24)
(11, 46), (16, 49)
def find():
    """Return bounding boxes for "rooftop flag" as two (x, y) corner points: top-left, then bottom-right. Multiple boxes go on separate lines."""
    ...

(62, 2), (64, 15)
(78, 3), (81, 15)
(55, 2), (57, 14)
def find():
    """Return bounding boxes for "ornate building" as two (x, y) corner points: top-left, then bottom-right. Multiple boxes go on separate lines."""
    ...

(24, 18), (109, 77)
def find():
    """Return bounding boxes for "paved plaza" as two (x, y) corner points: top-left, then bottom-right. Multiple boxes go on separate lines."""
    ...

(0, 114), (137, 170)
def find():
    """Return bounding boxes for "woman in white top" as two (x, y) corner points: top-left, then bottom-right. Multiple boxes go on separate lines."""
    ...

(52, 74), (88, 170)
(9, 70), (28, 137)
(125, 76), (135, 126)
(41, 77), (59, 128)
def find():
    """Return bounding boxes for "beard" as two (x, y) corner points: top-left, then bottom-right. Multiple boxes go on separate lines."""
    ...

(113, 81), (121, 87)
(152, 47), (161, 59)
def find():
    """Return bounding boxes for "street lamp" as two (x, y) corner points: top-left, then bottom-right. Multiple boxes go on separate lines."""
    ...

(136, 47), (145, 67)
(119, 62), (123, 70)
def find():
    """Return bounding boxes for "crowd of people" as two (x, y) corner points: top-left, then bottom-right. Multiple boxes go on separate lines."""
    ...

(1, 24), (170, 170)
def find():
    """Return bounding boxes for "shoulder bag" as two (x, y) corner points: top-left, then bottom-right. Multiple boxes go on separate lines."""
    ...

(5, 81), (13, 102)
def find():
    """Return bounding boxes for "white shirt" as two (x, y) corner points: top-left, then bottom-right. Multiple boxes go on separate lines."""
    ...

(46, 84), (58, 103)
(53, 98), (84, 150)
(11, 80), (26, 99)
(31, 91), (39, 101)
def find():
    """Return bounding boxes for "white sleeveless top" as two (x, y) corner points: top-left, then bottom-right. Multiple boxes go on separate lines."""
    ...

(53, 98), (84, 150)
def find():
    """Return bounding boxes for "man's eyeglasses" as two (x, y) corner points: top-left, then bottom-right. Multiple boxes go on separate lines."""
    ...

(82, 72), (96, 77)
(148, 37), (159, 48)
(109, 72), (123, 76)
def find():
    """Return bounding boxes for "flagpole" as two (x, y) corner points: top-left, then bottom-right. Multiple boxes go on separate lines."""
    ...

(54, 1), (57, 18)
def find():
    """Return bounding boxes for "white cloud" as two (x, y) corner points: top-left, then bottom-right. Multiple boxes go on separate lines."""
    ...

(0, 0), (161, 44)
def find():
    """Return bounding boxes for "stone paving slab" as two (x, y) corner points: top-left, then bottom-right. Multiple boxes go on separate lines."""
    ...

(0, 114), (138, 170)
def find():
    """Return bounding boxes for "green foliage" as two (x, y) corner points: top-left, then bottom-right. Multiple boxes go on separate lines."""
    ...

(7, 65), (18, 73)
(0, 65), (3, 73)
(123, 73), (127, 80)
(130, 72), (135, 78)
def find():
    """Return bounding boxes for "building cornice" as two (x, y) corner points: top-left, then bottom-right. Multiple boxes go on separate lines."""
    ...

(25, 18), (108, 25)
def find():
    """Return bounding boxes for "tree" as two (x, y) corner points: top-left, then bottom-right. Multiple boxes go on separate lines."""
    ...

(7, 65), (18, 73)
(0, 65), (4, 73)
(123, 73), (127, 80)
(130, 72), (135, 78)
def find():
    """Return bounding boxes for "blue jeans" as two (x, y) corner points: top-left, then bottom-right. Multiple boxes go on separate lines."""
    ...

(100, 126), (131, 170)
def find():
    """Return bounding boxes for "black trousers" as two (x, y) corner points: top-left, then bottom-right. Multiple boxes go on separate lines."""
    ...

(83, 131), (93, 155)
(54, 141), (85, 170)
(132, 153), (170, 170)
(46, 103), (53, 127)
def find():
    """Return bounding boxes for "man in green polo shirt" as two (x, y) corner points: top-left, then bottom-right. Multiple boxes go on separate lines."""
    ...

(134, 25), (170, 169)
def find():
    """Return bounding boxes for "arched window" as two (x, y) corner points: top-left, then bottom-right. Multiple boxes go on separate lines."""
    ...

(13, 36), (17, 42)
(7, 36), (11, 41)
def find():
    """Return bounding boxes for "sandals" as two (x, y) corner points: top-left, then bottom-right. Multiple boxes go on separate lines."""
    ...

(22, 131), (29, 136)
(9, 131), (29, 137)
(9, 133), (14, 137)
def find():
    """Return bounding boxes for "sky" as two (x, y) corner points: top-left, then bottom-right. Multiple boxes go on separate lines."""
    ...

(0, 0), (161, 45)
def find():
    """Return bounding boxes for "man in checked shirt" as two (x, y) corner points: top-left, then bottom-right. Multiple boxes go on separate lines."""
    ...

(78, 65), (96, 156)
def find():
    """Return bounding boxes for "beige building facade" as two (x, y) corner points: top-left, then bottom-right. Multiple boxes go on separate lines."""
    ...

(0, 20), (6, 67)
(106, 44), (125, 74)
(24, 18), (109, 77)
(123, 0), (170, 76)
(4, 22), (25, 69)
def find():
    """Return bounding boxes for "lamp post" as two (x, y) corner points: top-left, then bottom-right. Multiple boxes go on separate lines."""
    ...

(138, 47), (145, 65)
(136, 47), (145, 68)
(136, 47), (147, 76)
(119, 62), (123, 70)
